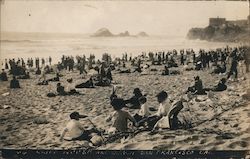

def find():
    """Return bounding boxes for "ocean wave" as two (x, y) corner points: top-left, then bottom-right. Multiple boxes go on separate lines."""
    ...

(1, 39), (38, 43)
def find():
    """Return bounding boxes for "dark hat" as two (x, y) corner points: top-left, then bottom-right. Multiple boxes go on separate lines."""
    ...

(67, 78), (73, 83)
(194, 76), (200, 80)
(111, 98), (125, 110)
(70, 111), (87, 119)
(156, 91), (168, 103)
(133, 88), (141, 94)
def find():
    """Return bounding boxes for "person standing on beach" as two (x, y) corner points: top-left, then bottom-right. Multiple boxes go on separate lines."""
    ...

(49, 56), (52, 65)
(227, 49), (239, 80)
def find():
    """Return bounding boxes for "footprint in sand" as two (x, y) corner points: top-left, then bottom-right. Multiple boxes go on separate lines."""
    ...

(153, 143), (175, 150)
(122, 143), (138, 150)
(199, 139), (207, 144)
(228, 141), (248, 149)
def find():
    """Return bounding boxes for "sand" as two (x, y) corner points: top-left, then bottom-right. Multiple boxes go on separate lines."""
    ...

(0, 63), (249, 150)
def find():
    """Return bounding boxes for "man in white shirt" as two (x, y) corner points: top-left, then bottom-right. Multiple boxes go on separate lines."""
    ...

(60, 112), (94, 141)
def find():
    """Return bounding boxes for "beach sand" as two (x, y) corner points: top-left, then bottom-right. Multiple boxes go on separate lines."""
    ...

(0, 64), (249, 150)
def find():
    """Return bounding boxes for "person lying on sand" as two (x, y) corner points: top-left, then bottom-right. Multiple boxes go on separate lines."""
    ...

(47, 73), (60, 82)
(186, 76), (206, 95)
(211, 64), (226, 74)
(124, 88), (145, 109)
(10, 76), (21, 88)
(66, 78), (79, 94)
(56, 82), (80, 96)
(106, 98), (138, 133)
(60, 112), (102, 145)
(118, 69), (131, 74)
(0, 69), (8, 81)
(204, 78), (227, 92)
(75, 77), (95, 88)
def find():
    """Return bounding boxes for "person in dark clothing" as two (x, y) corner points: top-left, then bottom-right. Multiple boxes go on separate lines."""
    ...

(75, 77), (95, 88)
(57, 83), (67, 95)
(10, 76), (20, 88)
(227, 55), (238, 80)
(204, 78), (227, 92)
(36, 67), (41, 75)
(162, 66), (170, 75)
(5, 59), (9, 70)
(180, 53), (185, 65)
(106, 68), (113, 81)
(187, 76), (206, 95)
(0, 69), (8, 81)
(124, 88), (144, 109)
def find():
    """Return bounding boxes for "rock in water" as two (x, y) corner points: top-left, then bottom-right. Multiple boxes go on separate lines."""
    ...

(92, 28), (114, 37)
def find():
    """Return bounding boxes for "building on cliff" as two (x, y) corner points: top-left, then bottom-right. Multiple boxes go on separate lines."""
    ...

(209, 17), (226, 27)
(209, 17), (249, 28)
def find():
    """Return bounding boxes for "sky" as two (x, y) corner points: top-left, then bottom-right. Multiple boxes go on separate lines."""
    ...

(0, 0), (249, 36)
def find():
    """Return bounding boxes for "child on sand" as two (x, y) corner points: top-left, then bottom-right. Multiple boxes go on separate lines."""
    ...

(133, 96), (151, 127)
(106, 98), (138, 133)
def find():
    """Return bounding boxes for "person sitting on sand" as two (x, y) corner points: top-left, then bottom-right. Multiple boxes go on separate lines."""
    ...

(133, 96), (151, 126)
(106, 98), (138, 133)
(38, 67), (46, 81)
(10, 76), (20, 88)
(195, 61), (202, 70)
(75, 77), (95, 88)
(60, 112), (102, 144)
(0, 69), (8, 81)
(152, 98), (184, 131)
(56, 82), (67, 95)
(18, 71), (30, 79)
(146, 91), (171, 129)
(35, 67), (41, 75)
(186, 76), (206, 95)
(162, 66), (170, 75)
(204, 78), (227, 92)
(124, 88), (144, 109)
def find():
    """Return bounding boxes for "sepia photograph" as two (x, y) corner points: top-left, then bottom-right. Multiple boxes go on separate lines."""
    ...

(0, 0), (250, 158)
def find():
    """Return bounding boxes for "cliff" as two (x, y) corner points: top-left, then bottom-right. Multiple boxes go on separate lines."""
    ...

(187, 22), (250, 43)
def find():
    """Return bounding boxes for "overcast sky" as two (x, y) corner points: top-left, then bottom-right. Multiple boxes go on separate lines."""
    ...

(1, 0), (249, 36)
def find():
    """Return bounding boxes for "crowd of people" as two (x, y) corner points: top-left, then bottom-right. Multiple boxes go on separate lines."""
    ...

(0, 45), (249, 147)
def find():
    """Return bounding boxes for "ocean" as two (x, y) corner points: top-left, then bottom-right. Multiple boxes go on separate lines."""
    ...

(0, 32), (239, 66)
